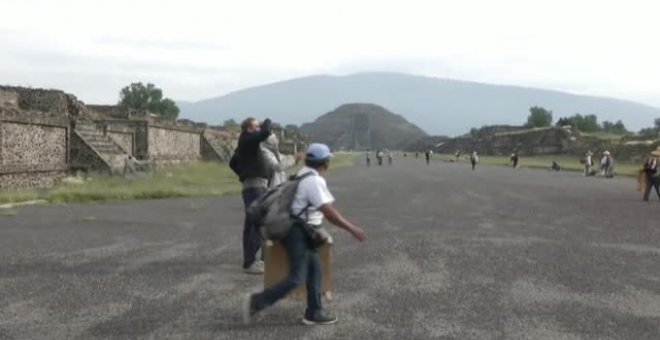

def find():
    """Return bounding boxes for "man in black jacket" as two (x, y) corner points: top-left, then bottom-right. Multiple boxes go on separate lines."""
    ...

(237, 117), (272, 274)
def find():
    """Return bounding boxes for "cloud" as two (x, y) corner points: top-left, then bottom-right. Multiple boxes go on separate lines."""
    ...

(0, 0), (658, 108)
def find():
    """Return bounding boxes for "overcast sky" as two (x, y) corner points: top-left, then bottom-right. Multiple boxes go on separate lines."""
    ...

(1, 0), (659, 107)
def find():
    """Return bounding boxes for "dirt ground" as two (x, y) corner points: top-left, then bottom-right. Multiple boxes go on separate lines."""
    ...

(1, 158), (659, 339)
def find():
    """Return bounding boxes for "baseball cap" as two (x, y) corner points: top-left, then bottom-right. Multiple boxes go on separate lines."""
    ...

(306, 143), (334, 161)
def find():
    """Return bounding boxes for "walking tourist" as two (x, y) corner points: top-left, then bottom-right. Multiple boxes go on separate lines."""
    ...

(243, 143), (367, 326)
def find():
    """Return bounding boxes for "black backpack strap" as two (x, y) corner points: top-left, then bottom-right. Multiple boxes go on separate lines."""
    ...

(290, 172), (317, 219)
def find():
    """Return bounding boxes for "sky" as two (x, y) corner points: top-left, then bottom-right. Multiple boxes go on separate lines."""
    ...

(1, 0), (659, 107)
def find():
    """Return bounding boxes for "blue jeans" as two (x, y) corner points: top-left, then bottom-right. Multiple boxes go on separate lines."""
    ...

(241, 187), (267, 268)
(252, 224), (323, 315)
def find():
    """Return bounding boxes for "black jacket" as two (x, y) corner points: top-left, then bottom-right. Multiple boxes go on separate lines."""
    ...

(236, 119), (272, 182)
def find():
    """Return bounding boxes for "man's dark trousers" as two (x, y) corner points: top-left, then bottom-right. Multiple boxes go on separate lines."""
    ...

(241, 187), (267, 268)
(251, 224), (323, 315)
(643, 177), (660, 201)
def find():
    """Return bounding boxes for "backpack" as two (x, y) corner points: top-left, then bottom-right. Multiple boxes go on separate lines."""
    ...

(229, 147), (242, 177)
(246, 172), (315, 240)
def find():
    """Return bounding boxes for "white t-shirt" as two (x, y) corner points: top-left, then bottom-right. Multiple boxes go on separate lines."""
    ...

(290, 167), (335, 226)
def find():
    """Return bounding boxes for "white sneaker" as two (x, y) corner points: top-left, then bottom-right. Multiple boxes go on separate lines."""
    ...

(244, 261), (264, 274)
(242, 293), (256, 325)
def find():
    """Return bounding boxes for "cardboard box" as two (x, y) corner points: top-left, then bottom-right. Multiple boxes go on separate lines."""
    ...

(263, 238), (333, 301)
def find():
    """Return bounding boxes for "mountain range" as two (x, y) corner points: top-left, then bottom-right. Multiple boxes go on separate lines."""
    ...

(178, 72), (660, 136)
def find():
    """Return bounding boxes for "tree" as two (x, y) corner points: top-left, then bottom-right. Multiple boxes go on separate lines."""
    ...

(284, 124), (301, 139)
(525, 106), (553, 128)
(640, 117), (660, 137)
(556, 117), (571, 127)
(118, 82), (180, 120)
(559, 113), (600, 132)
(611, 120), (628, 134)
(580, 114), (600, 132)
(600, 120), (628, 135)
(222, 118), (241, 131)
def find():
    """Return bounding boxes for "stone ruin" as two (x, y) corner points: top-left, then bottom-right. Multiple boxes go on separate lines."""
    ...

(0, 85), (302, 189)
(430, 125), (660, 162)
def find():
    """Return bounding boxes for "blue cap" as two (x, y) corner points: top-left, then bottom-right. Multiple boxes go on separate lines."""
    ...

(306, 143), (334, 161)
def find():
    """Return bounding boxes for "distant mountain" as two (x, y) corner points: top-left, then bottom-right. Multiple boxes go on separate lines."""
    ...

(300, 103), (427, 151)
(178, 72), (660, 136)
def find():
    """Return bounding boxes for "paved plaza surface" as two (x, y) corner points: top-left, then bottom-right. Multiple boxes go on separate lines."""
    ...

(1, 158), (659, 339)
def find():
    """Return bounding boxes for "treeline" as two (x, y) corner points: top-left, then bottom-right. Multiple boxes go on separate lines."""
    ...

(222, 119), (305, 140)
(525, 106), (660, 137)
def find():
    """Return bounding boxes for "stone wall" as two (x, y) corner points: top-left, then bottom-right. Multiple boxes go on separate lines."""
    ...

(1, 122), (67, 166)
(0, 171), (67, 189)
(0, 86), (87, 118)
(108, 132), (133, 154)
(134, 123), (149, 160)
(87, 105), (131, 120)
(147, 126), (201, 165)
(565, 136), (660, 162)
(435, 127), (572, 156)
(0, 108), (69, 188)
(0, 90), (19, 108)
(434, 125), (660, 162)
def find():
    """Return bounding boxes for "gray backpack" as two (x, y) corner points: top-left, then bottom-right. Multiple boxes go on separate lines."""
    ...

(246, 172), (314, 240)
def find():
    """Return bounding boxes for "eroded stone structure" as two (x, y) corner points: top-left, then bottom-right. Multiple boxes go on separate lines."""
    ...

(432, 125), (660, 162)
(0, 85), (301, 189)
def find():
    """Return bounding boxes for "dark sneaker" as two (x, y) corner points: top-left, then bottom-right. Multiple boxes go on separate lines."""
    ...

(302, 310), (338, 325)
(242, 293), (258, 325)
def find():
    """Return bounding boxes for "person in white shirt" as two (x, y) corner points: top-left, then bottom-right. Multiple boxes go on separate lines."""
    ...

(584, 151), (594, 176)
(243, 143), (367, 326)
(261, 133), (287, 187)
(470, 151), (479, 171)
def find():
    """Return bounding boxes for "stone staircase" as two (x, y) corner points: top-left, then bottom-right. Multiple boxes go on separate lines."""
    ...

(202, 130), (236, 162)
(72, 123), (129, 174)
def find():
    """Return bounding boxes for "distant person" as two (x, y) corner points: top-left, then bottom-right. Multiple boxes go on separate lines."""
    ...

(235, 117), (272, 274)
(387, 151), (394, 165)
(424, 150), (431, 165)
(376, 150), (384, 166)
(642, 148), (660, 201)
(455, 150), (461, 162)
(600, 151), (614, 178)
(551, 161), (561, 172)
(415, 152), (419, 159)
(470, 151), (479, 171)
(123, 155), (137, 177)
(243, 143), (367, 326)
(510, 152), (519, 169)
(365, 150), (372, 167)
(583, 151), (595, 176)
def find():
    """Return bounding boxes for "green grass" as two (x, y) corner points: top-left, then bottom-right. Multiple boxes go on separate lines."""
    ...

(0, 190), (39, 205)
(44, 162), (241, 204)
(330, 152), (358, 170)
(0, 155), (359, 205)
(580, 132), (630, 140)
(438, 154), (642, 177)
